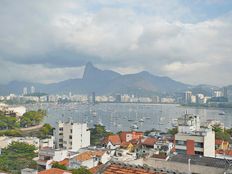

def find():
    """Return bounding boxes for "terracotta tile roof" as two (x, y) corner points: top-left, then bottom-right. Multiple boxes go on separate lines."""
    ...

(103, 135), (121, 145)
(76, 151), (105, 162)
(38, 168), (71, 174)
(51, 159), (69, 166)
(97, 162), (181, 174)
(142, 137), (157, 146)
(89, 164), (103, 174)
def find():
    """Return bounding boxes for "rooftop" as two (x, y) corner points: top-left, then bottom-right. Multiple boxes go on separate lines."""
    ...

(103, 135), (121, 145)
(76, 151), (105, 162)
(96, 161), (186, 174)
(169, 154), (232, 169)
(38, 168), (71, 174)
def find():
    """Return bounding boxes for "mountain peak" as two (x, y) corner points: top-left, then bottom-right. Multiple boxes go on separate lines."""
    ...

(83, 62), (98, 79)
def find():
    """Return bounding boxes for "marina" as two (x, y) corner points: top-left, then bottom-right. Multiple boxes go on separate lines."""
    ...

(25, 103), (232, 133)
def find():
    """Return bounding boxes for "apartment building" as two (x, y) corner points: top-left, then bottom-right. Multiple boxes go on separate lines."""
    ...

(54, 120), (90, 152)
(175, 114), (215, 157)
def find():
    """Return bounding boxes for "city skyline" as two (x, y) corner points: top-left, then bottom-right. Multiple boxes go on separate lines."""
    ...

(0, 1), (232, 86)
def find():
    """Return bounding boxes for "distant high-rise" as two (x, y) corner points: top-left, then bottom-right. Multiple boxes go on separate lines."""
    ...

(222, 87), (228, 98)
(213, 90), (223, 97)
(115, 94), (121, 103)
(185, 91), (192, 104)
(31, 86), (35, 94)
(23, 87), (28, 95)
(92, 92), (96, 104)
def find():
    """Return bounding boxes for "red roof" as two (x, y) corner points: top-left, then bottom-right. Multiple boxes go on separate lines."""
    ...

(89, 164), (103, 174)
(104, 135), (121, 145)
(38, 168), (71, 174)
(142, 137), (157, 146)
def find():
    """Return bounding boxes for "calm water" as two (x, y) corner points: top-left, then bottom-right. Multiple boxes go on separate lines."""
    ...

(25, 103), (232, 133)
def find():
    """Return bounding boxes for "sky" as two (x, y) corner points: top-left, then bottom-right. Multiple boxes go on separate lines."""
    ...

(0, 0), (232, 86)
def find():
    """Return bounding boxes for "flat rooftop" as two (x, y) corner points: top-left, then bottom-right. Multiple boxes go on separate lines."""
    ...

(169, 154), (232, 169)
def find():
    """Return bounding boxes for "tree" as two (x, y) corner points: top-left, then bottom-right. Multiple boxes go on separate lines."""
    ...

(0, 142), (37, 173)
(212, 124), (223, 133)
(89, 124), (113, 145)
(52, 162), (67, 170)
(39, 124), (53, 138)
(72, 167), (91, 174)
(167, 127), (178, 136)
(20, 110), (46, 127)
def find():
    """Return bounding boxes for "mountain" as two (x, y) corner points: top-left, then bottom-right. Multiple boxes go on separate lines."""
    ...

(0, 63), (191, 95)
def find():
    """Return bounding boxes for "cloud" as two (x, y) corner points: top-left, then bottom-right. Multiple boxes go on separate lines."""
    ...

(0, 0), (232, 86)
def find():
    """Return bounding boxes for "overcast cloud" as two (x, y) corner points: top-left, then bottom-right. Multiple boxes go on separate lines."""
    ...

(0, 0), (232, 86)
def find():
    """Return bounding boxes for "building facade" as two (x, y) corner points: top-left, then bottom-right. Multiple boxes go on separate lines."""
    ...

(175, 114), (215, 157)
(54, 120), (90, 152)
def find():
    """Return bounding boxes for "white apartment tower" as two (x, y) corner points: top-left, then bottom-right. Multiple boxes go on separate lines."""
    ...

(54, 120), (90, 152)
(31, 86), (35, 94)
(23, 87), (28, 95)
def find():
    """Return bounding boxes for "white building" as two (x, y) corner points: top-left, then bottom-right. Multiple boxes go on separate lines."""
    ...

(39, 136), (54, 149)
(23, 87), (28, 96)
(31, 86), (35, 94)
(175, 114), (215, 157)
(213, 90), (223, 97)
(185, 91), (192, 104)
(0, 136), (39, 149)
(0, 103), (26, 117)
(177, 114), (200, 133)
(54, 120), (90, 152)
(36, 148), (68, 169)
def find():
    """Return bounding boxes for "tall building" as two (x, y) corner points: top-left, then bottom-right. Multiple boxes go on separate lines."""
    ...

(92, 92), (96, 104)
(222, 87), (228, 98)
(213, 90), (223, 97)
(175, 114), (215, 157)
(115, 94), (121, 103)
(23, 87), (28, 95)
(54, 120), (90, 152)
(31, 86), (35, 94)
(185, 91), (192, 104)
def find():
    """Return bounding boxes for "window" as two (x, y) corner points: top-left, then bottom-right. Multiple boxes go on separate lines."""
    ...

(59, 133), (63, 136)
(195, 151), (203, 155)
(59, 139), (63, 142)
(69, 135), (72, 139)
(176, 140), (186, 146)
(59, 128), (63, 131)
(194, 142), (203, 148)
(70, 129), (72, 133)
(176, 149), (186, 154)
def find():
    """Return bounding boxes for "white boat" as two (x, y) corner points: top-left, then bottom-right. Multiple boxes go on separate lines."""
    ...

(130, 124), (139, 129)
(218, 112), (225, 115)
(139, 118), (144, 122)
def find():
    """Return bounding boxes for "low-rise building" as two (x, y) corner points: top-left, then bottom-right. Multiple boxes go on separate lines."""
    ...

(36, 148), (68, 169)
(102, 135), (121, 150)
